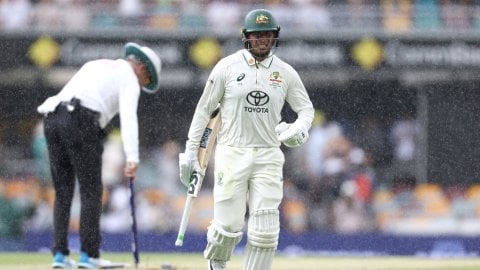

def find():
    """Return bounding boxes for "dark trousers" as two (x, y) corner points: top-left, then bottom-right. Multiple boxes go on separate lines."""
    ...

(44, 103), (105, 258)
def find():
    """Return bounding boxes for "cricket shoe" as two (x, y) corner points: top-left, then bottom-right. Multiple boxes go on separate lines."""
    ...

(78, 252), (127, 269)
(208, 259), (226, 270)
(52, 251), (76, 269)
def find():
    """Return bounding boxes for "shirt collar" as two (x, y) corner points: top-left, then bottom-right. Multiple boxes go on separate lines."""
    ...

(242, 49), (273, 68)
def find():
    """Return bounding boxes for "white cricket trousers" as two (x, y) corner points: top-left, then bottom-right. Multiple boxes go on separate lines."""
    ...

(212, 145), (285, 232)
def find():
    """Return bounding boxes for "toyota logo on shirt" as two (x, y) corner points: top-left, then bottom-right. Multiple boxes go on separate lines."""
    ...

(245, 91), (269, 113)
(246, 91), (269, 106)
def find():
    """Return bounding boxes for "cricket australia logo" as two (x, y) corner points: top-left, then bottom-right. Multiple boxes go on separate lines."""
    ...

(269, 71), (283, 86)
(217, 172), (224, 186)
(245, 91), (269, 113)
(256, 14), (270, 24)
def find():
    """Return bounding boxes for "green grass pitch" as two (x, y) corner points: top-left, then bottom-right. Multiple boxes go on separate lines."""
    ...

(0, 252), (480, 269)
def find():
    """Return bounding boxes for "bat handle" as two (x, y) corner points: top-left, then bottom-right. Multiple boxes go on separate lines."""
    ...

(175, 239), (184, 247)
(175, 196), (194, 246)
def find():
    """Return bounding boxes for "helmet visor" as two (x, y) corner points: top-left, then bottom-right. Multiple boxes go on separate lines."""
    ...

(243, 32), (279, 58)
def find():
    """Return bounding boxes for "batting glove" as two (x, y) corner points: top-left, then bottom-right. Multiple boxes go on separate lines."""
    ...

(275, 121), (309, 148)
(178, 149), (204, 187)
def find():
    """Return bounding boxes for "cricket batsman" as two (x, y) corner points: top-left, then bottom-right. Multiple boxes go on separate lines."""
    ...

(178, 8), (314, 270)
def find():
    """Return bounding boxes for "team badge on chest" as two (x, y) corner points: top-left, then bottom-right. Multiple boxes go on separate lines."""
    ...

(269, 71), (283, 87)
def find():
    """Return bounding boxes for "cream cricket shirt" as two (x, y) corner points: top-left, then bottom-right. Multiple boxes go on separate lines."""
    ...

(37, 59), (141, 163)
(187, 49), (314, 151)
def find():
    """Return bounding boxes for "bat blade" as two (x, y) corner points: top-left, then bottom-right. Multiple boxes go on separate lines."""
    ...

(198, 107), (221, 169)
(175, 106), (221, 246)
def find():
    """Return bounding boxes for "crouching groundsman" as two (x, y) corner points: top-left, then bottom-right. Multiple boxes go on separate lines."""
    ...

(178, 8), (314, 270)
(38, 42), (161, 269)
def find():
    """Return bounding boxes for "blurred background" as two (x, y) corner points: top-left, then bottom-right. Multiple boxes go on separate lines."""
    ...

(1, 0), (480, 256)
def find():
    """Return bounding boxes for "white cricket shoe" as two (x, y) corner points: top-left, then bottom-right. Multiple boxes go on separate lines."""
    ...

(208, 259), (226, 270)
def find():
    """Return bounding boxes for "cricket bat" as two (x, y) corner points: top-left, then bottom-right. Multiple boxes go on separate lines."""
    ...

(175, 106), (221, 247)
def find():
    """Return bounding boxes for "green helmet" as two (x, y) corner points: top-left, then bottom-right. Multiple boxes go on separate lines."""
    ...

(241, 9), (280, 58)
(241, 9), (280, 34)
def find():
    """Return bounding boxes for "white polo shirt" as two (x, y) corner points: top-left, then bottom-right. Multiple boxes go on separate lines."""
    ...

(37, 58), (141, 163)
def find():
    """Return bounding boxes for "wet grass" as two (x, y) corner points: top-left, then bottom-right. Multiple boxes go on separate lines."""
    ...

(0, 252), (479, 269)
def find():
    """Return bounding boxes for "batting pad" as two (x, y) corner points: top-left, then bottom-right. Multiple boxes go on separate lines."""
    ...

(204, 222), (243, 261)
(243, 209), (280, 270)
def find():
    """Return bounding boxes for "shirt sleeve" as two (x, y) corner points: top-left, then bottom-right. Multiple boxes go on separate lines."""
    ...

(119, 79), (141, 163)
(286, 69), (314, 131)
(185, 62), (226, 152)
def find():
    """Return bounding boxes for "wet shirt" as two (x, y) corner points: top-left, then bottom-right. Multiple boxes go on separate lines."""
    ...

(187, 49), (314, 150)
(37, 58), (141, 163)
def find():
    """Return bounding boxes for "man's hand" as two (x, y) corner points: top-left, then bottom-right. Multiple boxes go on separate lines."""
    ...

(178, 149), (203, 187)
(124, 161), (138, 179)
(275, 122), (309, 148)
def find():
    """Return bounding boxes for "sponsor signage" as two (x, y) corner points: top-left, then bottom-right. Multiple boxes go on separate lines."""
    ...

(2, 33), (480, 71)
